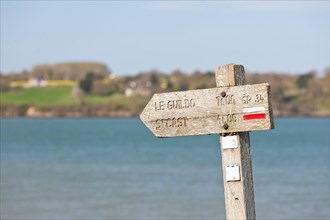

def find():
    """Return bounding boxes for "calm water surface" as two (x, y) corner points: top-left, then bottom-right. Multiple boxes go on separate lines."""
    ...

(1, 118), (329, 219)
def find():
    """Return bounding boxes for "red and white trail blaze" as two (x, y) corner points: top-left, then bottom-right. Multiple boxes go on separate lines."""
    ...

(243, 106), (266, 120)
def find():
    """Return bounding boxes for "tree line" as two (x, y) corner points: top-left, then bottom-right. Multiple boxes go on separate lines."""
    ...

(0, 62), (329, 117)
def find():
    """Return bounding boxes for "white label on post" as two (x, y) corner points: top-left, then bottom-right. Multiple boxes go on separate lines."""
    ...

(226, 164), (240, 182)
(222, 135), (238, 149)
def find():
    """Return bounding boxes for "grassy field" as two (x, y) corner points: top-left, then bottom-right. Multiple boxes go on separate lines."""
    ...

(0, 87), (113, 106)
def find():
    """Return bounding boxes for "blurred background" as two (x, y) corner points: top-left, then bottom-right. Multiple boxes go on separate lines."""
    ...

(1, 1), (329, 219)
(0, 1), (329, 117)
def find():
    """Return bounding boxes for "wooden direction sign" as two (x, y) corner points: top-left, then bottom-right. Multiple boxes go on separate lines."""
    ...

(140, 64), (275, 220)
(140, 83), (274, 137)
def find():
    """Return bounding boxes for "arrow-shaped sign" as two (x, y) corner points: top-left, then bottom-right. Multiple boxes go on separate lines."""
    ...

(140, 83), (274, 137)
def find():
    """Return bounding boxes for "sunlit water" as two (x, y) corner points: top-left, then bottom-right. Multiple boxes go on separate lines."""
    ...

(1, 118), (329, 219)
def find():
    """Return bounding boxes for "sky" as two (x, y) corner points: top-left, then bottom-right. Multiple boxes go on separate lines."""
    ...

(1, 1), (329, 75)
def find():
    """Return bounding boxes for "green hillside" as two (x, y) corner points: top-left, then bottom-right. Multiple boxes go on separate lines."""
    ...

(1, 87), (74, 105)
(0, 87), (111, 106)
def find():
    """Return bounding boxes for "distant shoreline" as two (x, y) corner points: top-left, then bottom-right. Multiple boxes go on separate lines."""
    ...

(2, 69), (329, 120)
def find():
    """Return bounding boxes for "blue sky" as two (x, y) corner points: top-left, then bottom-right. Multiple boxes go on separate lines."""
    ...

(1, 1), (329, 75)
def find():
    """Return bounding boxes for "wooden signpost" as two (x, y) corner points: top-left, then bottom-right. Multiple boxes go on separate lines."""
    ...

(140, 64), (274, 220)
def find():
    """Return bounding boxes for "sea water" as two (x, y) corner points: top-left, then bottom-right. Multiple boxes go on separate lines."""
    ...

(1, 118), (329, 219)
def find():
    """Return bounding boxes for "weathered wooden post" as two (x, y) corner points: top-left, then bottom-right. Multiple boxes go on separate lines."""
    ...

(216, 64), (262, 219)
(140, 63), (274, 219)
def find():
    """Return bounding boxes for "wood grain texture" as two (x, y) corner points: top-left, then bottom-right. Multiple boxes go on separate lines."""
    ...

(140, 83), (273, 137)
(217, 64), (256, 220)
